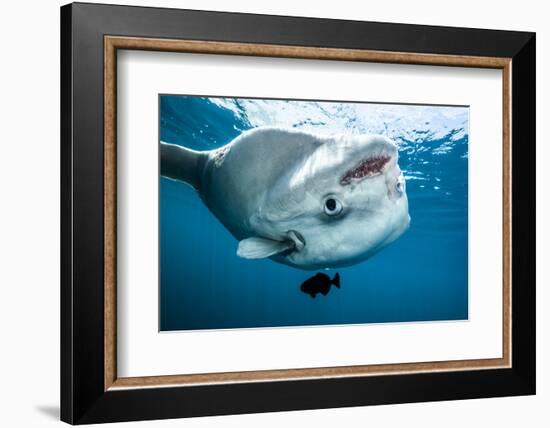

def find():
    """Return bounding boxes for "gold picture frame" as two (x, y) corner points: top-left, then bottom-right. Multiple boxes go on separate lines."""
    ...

(104, 35), (512, 391)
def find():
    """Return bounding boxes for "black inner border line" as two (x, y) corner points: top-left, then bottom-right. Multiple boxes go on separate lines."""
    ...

(159, 92), (470, 108)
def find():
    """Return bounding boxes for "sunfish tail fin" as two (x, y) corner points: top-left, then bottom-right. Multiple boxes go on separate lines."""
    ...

(160, 142), (207, 190)
(332, 273), (340, 288)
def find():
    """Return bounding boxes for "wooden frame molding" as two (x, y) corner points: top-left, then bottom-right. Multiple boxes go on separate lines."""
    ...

(104, 35), (513, 391)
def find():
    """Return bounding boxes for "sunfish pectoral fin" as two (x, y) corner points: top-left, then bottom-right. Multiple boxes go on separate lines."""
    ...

(237, 237), (294, 259)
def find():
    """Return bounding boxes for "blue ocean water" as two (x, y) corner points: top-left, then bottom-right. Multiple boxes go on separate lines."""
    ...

(159, 95), (468, 331)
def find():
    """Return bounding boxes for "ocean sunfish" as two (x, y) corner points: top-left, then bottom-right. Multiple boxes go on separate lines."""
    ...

(160, 127), (410, 271)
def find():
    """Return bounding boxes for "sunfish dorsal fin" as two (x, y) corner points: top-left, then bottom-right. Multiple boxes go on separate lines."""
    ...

(237, 237), (293, 259)
(160, 142), (208, 190)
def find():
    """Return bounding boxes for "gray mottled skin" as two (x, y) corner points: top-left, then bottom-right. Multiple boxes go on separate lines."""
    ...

(161, 127), (410, 270)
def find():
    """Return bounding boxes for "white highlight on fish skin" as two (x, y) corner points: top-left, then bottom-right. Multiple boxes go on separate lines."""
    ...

(213, 145), (231, 167)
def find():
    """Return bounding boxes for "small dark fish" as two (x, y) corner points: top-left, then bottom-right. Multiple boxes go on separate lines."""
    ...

(300, 272), (340, 298)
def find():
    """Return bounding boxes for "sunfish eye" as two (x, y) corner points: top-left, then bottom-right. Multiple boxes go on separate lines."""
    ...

(323, 196), (343, 216)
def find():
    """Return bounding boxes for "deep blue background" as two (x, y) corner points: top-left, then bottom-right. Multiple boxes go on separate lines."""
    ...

(159, 96), (468, 331)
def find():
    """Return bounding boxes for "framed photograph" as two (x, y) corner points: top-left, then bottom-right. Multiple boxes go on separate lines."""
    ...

(61, 2), (535, 424)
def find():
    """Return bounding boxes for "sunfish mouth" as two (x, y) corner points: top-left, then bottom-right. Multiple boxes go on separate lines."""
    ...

(340, 154), (394, 185)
